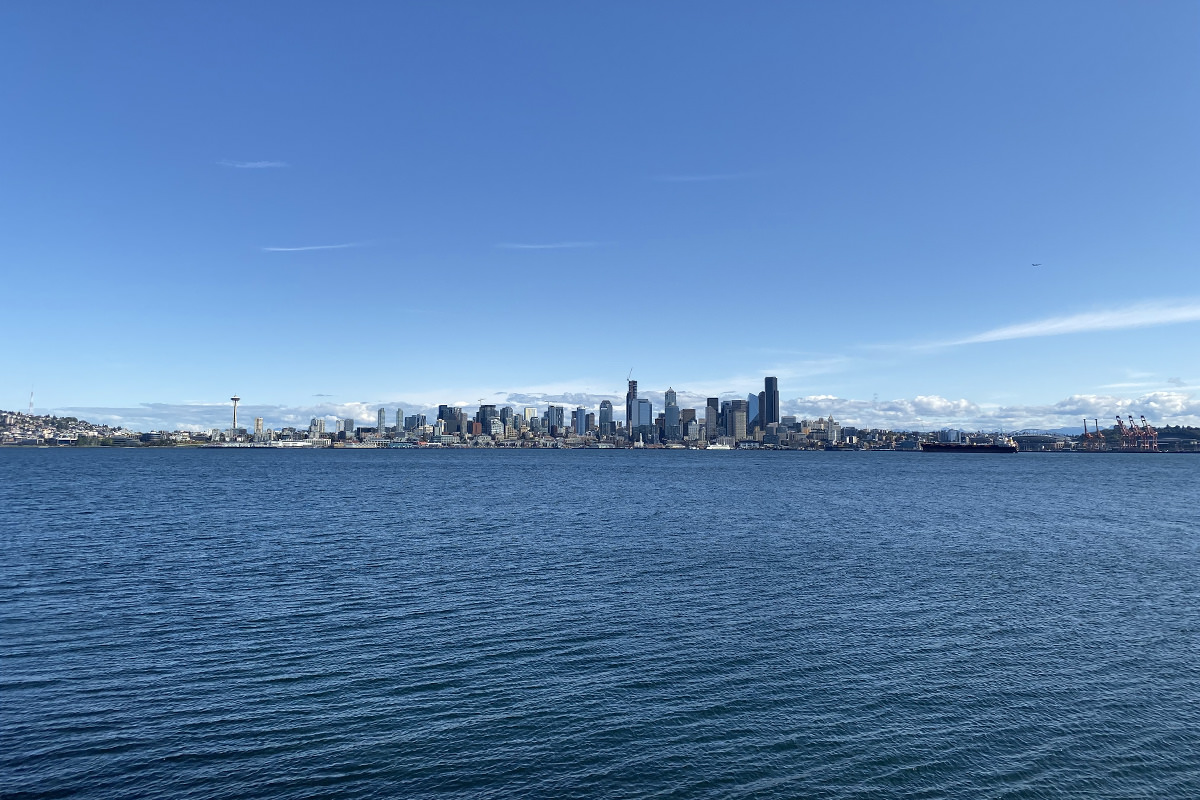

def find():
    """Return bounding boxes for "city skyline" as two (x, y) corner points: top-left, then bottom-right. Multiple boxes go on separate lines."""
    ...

(29, 372), (1200, 435)
(3, 4), (1198, 430)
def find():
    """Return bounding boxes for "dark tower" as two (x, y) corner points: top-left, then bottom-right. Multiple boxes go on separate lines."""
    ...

(764, 376), (780, 427)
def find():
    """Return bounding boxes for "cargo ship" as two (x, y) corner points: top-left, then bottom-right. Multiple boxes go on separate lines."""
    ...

(920, 438), (1017, 453)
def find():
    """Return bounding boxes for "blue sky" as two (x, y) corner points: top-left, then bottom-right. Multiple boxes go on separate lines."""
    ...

(3, 2), (1198, 430)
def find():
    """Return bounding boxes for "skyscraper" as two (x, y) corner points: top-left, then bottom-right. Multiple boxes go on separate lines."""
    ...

(706, 397), (720, 441)
(377, 407), (386, 434)
(729, 399), (748, 440)
(764, 376), (780, 427)
(635, 397), (653, 442)
(573, 406), (587, 435)
(625, 379), (637, 434)
(599, 400), (614, 436)
(396, 408), (404, 431)
(747, 393), (760, 432)
(477, 405), (498, 429)
(664, 387), (680, 440)
(438, 405), (463, 434)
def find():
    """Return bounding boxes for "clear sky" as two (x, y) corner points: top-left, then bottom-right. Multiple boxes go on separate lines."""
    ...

(3, 2), (1198, 430)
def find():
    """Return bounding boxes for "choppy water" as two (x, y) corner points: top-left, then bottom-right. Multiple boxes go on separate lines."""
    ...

(2, 449), (1198, 798)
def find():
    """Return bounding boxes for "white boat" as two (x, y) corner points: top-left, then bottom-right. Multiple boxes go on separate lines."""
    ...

(706, 442), (732, 450)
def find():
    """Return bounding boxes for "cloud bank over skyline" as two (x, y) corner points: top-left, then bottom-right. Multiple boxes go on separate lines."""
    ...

(49, 389), (1200, 434)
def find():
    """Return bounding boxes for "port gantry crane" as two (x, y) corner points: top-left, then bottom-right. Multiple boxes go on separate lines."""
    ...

(1139, 415), (1158, 451)
(1115, 415), (1136, 451)
(1081, 418), (1106, 451)
(1128, 415), (1149, 451)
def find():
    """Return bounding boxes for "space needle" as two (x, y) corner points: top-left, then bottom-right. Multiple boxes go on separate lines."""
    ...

(231, 394), (240, 431)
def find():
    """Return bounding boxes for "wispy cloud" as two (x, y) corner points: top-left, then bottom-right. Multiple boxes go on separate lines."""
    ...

(219, 160), (289, 169)
(652, 172), (755, 183)
(261, 243), (362, 252)
(939, 299), (1200, 347)
(494, 241), (603, 250)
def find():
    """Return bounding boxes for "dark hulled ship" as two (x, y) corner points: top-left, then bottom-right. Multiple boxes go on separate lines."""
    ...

(920, 439), (1017, 453)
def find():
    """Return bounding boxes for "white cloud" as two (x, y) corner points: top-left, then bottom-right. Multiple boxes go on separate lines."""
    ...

(494, 242), (602, 250)
(261, 243), (362, 252)
(781, 391), (1200, 430)
(942, 299), (1200, 347)
(218, 160), (289, 168)
(652, 172), (755, 182)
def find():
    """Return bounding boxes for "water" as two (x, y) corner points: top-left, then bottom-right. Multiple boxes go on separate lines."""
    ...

(2, 449), (1198, 798)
